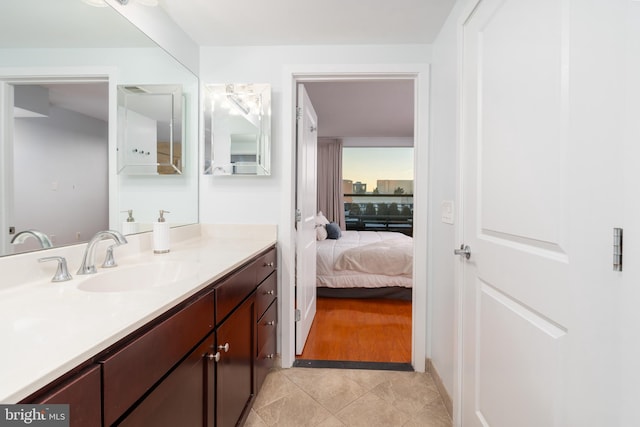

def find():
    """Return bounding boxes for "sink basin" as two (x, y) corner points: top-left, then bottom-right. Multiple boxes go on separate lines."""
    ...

(77, 261), (199, 292)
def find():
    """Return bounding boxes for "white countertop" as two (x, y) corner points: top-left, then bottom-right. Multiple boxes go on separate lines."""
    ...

(0, 224), (277, 403)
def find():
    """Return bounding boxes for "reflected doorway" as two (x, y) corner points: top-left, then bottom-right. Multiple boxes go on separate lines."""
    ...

(1, 79), (108, 255)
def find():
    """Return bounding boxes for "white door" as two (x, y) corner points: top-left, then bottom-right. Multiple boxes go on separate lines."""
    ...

(619, 1), (640, 425)
(295, 84), (318, 355)
(459, 0), (624, 425)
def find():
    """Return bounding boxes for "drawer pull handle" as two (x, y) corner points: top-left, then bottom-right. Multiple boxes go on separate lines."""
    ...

(264, 290), (275, 295)
(263, 262), (274, 267)
(264, 320), (275, 326)
(207, 352), (221, 362)
(266, 354), (274, 359)
(218, 343), (230, 352)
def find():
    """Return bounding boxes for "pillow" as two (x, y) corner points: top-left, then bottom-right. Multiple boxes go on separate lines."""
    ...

(316, 225), (328, 241)
(326, 222), (342, 239)
(316, 212), (330, 226)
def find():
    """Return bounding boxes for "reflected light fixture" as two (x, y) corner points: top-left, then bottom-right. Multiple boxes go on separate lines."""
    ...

(82, 0), (158, 7)
(117, 0), (160, 5)
(82, 0), (109, 7)
(227, 94), (251, 115)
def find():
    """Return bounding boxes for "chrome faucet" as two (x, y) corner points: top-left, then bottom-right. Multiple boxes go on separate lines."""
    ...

(11, 229), (53, 249)
(77, 230), (128, 275)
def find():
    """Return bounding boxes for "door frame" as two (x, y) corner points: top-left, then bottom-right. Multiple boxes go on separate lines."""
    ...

(279, 64), (430, 371)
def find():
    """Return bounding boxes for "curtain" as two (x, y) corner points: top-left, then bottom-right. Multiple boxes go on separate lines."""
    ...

(317, 138), (346, 229)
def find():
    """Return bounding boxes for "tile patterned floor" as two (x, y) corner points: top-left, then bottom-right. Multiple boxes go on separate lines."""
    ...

(245, 367), (452, 427)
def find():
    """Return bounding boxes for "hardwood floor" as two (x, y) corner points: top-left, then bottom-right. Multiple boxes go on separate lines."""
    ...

(296, 297), (412, 363)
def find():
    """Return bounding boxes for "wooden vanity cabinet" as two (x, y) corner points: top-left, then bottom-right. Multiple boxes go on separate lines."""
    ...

(25, 364), (102, 427)
(20, 246), (277, 427)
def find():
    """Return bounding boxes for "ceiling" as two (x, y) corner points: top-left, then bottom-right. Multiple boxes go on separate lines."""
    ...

(161, 0), (455, 46)
(304, 80), (415, 138)
(4, 0), (454, 140)
(45, 83), (109, 121)
(160, 0), (444, 139)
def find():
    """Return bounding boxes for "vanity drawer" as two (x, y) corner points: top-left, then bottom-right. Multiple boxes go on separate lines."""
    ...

(100, 292), (214, 426)
(255, 333), (276, 394)
(30, 365), (102, 427)
(255, 248), (277, 285)
(256, 272), (277, 319)
(215, 263), (256, 325)
(257, 300), (277, 353)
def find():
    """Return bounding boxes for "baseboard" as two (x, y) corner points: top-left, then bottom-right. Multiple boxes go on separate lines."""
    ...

(426, 358), (453, 418)
(293, 359), (414, 371)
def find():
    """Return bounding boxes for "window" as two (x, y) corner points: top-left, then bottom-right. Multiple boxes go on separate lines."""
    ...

(342, 147), (414, 236)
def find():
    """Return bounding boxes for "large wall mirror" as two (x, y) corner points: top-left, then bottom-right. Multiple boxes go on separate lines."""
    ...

(0, 0), (199, 256)
(204, 83), (271, 176)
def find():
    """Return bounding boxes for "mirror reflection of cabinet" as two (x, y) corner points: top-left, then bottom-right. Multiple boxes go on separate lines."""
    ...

(204, 83), (271, 176)
(117, 84), (184, 175)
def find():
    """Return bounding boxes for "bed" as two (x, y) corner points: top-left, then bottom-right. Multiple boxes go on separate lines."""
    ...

(316, 230), (413, 300)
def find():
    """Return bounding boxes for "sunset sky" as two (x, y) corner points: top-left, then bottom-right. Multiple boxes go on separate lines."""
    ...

(342, 147), (414, 191)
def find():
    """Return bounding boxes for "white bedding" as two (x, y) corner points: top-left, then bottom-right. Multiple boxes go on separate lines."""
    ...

(316, 230), (413, 289)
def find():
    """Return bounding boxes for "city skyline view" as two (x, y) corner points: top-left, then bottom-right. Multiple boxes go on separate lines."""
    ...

(342, 147), (414, 192)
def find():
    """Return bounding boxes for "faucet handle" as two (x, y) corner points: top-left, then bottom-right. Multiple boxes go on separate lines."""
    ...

(102, 245), (118, 268)
(38, 256), (73, 282)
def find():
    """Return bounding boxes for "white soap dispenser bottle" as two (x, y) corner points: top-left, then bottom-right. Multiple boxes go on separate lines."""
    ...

(153, 210), (170, 254)
(121, 210), (138, 235)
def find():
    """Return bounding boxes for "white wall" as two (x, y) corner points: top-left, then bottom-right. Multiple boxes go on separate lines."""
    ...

(428, 1), (464, 401)
(199, 44), (432, 369)
(13, 105), (108, 251)
(199, 44), (431, 225)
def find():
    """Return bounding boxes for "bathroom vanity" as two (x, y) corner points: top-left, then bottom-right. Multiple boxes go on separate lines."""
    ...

(0, 224), (277, 427)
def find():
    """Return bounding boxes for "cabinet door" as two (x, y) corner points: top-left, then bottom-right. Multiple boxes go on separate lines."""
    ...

(120, 332), (216, 427)
(31, 365), (101, 427)
(101, 291), (214, 426)
(216, 296), (255, 427)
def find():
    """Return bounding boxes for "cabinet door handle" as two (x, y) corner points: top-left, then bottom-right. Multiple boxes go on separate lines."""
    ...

(207, 352), (221, 362)
(263, 262), (274, 267)
(266, 354), (274, 359)
(218, 343), (230, 352)
(264, 320), (275, 326)
(264, 290), (275, 295)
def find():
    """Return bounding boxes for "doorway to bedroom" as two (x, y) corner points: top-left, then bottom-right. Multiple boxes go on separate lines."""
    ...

(294, 78), (416, 368)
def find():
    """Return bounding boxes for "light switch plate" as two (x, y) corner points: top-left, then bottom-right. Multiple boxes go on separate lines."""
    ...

(441, 200), (454, 224)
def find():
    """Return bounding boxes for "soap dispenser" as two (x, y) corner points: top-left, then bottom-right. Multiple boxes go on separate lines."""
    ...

(121, 210), (138, 235)
(153, 210), (170, 254)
